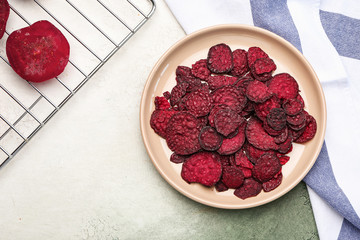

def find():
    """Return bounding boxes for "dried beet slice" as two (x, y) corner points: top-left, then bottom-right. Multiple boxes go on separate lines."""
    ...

(274, 126), (289, 144)
(6, 20), (70, 82)
(208, 104), (228, 128)
(254, 96), (281, 121)
(279, 156), (290, 165)
(176, 66), (193, 84)
(170, 82), (189, 106)
(163, 91), (171, 100)
(181, 152), (222, 187)
(199, 126), (223, 151)
(221, 166), (245, 188)
(240, 167), (253, 178)
(262, 172), (283, 192)
(266, 108), (287, 131)
(0, 0), (10, 39)
(263, 120), (283, 136)
(247, 46), (269, 67)
(211, 85), (247, 113)
(234, 178), (262, 199)
(252, 153), (281, 183)
(246, 117), (279, 151)
(207, 43), (233, 73)
(268, 73), (299, 100)
(191, 59), (211, 80)
(234, 150), (253, 169)
(215, 181), (229, 192)
(283, 98), (304, 116)
(286, 111), (306, 126)
(185, 88), (212, 117)
(295, 115), (317, 143)
(230, 49), (249, 77)
(246, 80), (272, 103)
(207, 75), (238, 90)
(214, 108), (243, 137)
(166, 112), (201, 155)
(170, 153), (187, 164)
(155, 96), (170, 110)
(217, 123), (246, 155)
(251, 58), (276, 82)
(150, 109), (177, 138)
(277, 135), (293, 154)
(218, 154), (231, 167)
(289, 127), (306, 142)
(243, 142), (274, 165)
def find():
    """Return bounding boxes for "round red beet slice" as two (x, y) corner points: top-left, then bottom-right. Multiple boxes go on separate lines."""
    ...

(185, 88), (212, 117)
(170, 82), (189, 106)
(230, 49), (249, 77)
(208, 104), (229, 128)
(262, 172), (283, 192)
(155, 96), (170, 110)
(246, 117), (279, 151)
(214, 108), (243, 137)
(250, 58), (276, 82)
(283, 98), (304, 116)
(207, 43), (233, 73)
(211, 85), (247, 113)
(273, 126), (289, 144)
(221, 166), (245, 188)
(268, 73), (299, 100)
(6, 20), (70, 82)
(294, 115), (317, 143)
(217, 122), (246, 155)
(252, 153), (281, 183)
(181, 152), (222, 187)
(254, 95), (281, 121)
(286, 111), (306, 126)
(199, 126), (223, 151)
(0, 0), (10, 39)
(191, 59), (211, 80)
(234, 150), (253, 169)
(166, 112), (202, 155)
(150, 109), (177, 139)
(247, 46), (269, 67)
(266, 108), (287, 131)
(170, 153), (188, 164)
(246, 80), (272, 103)
(207, 75), (238, 91)
(234, 178), (262, 199)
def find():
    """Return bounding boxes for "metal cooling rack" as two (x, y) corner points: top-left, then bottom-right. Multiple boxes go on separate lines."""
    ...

(0, 0), (155, 168)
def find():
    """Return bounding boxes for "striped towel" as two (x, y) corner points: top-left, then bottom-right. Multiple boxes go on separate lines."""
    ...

(164, 0), (360, 239)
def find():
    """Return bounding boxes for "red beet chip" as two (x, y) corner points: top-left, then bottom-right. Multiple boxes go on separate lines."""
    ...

(297, 94), (305, 107)
(283, 98), (304, 116)
(295, 115), (317, 143)
(252, 153), (281, 183)
(234, 150), (253, 169)
(240, 167), (253, 178)
(155, 96), (170, 110)
(279, 156), (290, 165)
(176, 66), (193, 84)
(218, 154), (231, 167)
(262, 172), (283, 192)
(251, 58), (276, 82)
(185, 88), (212, 117)
(246, 117), (279, 151)
(166, 112), (202, 155)
(199, 126), (223, 151)
(247, 46), (269, 67)
(289, 127), (306, 142)
(215, 181), (229, 192)
(230, 49), (249, 77)
(254, 95), (281, 121)
(243, 142), (274, 165)
(191, 59), (211, 80)
(286, 111), (306, 126)
(163, 91), (171, 100)
(277, 134), (293, 154)
(6, 20), (70, 82)
(221, 166), (245, 188)
(207, 75), (238, 90)
(234, 74), (254, 93)
(170, 153), (188, 164)
(211, 85), (247, 113)
(170, 82), (189, 106)
(181, 152), (222, 187)
(214, 108), (243, 137)
(234, 178), (262, 199)
(274, 126), (289, 144)
(208, 104), (228, 128)
(266, 108), (287, 131)
(150, 109), (177, 139)
(0, 0), (10, 39)
(268, 73), (299, 100)
(263, 120), (283, 136)
(207, 43), (233, 73)
(217, 122), (246, 155)
(246, 80), (272, 103)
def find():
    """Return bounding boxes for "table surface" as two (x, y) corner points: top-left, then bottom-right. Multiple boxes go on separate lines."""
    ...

(0, 1), (319, 239)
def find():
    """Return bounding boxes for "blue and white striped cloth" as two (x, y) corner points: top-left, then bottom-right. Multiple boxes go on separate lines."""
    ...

(164, 0), (360, 239)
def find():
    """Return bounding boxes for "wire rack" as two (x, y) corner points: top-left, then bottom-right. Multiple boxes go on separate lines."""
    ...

(0, 0), (156, 168)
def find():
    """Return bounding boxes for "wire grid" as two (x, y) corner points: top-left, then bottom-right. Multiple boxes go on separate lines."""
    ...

(0, 0), (156, 168)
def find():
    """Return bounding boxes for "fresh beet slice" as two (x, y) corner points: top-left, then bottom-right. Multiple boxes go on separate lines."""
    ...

(286, 111), (306, 126)
(6, 20), (70, 82)
(211, 85), (247, 113)
(207, 43), (233, 73)
(233, 150), (253, 169)
(191, 59), (211, 80)
(251, 58), (276, 82)
(199, 126), (223, 151)
(207, 75), (238, 90)
(247, 46), (269, 67)
(268, 73), (299, 100)
(266, 108), (287, 131)
(170, 153), (187, 164)
(150, 109), (177, 139)
(252, 153), (281, 183)
(283, 98), (304, 116)
(230, 49), (249, 77)
(155, 96), (170, 110)
(263, 172), (283, 192)
(214, 108), (243, 137)
(294, 115), (317, 143)
(234, 178), (262, 199)
(217, 122), (246, 155)
(170, 82), (188, 106)
(185, 88), (212, 117)
(181, 152), (222, 187)
(254, 95), (281, 121)
(0, 0), (10, 39)
(215, 181), (229, 192)
(246, 117), (279, 151)
(246, 80), (272, 103)
(221, 166), (245, 188)
(166, 112), (202, 155)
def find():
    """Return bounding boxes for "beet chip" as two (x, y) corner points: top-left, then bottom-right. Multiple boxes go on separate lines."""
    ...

(208, 104), (228, 128)
(155, 96), (170, 110)
(279, 156), (290, 165)
(170, 153), (187, 164)
(217, 123), (246, 155)
(6, 20), (70, 82)
(185, 88), (212, 117)
(211, 85), (247, 113)
(251, 58), (276, 82)
(166, 112), (201, 155)
(221, 166), (245, 188)
(252, 153), (281, 183)
(0, 0), (10, 39)
(277, 135), (293, 154)
(234, 178), (262, 199)
(254, 96), (281, 121)
(243, 142), (274, 165)
(267, 108), (287, 131)
(246, 117), (279, 151)
(199, 126), (223, 151)
(295, 115), (317, 143)
(170, 82), (188, 106)
(207, 43), (233, 73)
(263, 172), (283, 192)
(273, 126), (289, 144)
(150, 110), (176, 138)
(191, 59), (211, 80)
(214, 108), (243, 137)
(207, 75), (238, 90)
(234, 150), (253, 169)
(268, 73), (299, 100)
(181, 152), (222, 187)
(283, 98), (304, 116)
(215, 181), (229, 192)
(176, 66), (193, 84)
(286, 111), (306, 126)
(247, 47), (269, 67)
(246, 80), (272, 103)
(230, 49), (249, 77)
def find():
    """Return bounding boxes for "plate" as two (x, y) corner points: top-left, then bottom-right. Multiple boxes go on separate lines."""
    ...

(140, 24), (326, 209)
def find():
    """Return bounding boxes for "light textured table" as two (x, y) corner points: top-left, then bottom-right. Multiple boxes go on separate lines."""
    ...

(0, 1), (318, 239)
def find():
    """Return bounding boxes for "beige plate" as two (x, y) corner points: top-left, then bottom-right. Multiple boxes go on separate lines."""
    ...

(140, 24), (326, 209)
